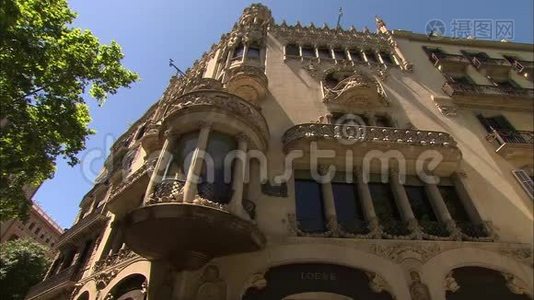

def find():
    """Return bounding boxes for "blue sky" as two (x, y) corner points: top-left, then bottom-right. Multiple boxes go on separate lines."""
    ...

(35, 0), (533, 228)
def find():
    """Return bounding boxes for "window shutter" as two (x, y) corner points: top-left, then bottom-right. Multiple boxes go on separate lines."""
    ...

(512, 169), (534, 200)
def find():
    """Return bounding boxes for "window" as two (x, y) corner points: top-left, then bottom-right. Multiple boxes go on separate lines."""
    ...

(34, 227), (41, 235)
(164, 132), (199, 180)
(285, 44), (300, 56)
(301, 45), (315, 58)
(405, 184), (438, 223)
(438, 185), (470, 222)
(28, 222), (35, 230)
(349, 49), (362, 61)
(247, 46), (261, 59)
(40, 234), (45, 239)
(333, 48), (347, 60)
(476, 114), (525, 144)
(368, 181), (401, 222)
(512, 169), (534, 199)
(134, 125), (146, 141)
(375, 115), (393, 127)
(364, 50), (378, 63)
(380, 51), (394, 65)
(317, 47), (331, 59)
(330, 112), (368, 126)
(332, 175), (365, 233)
(46, 238), (50, 243)
(232, 43), (245, 59)
(294, 171), (326, 233)
(198, 131), (237, 204)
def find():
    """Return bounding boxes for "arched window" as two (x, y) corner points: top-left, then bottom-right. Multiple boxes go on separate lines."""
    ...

(108, 274), (147, 300)
(76, 291), (89, 300)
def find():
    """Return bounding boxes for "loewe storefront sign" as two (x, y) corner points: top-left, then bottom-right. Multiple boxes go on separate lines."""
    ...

(299, 271), (337, 281)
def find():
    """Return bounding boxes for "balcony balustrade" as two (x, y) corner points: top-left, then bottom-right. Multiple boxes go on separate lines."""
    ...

(55, 206), (108, 249)
(430, 53), (470, 73)
(25, 264), (80, 300)
(225, 64), (268, 105)
(442, 82), (534, 110)
(123, 177), (265, 270)
(485, 129), (534, 160)
(470, 56), (511, 77)
(282, 123), (461, 176)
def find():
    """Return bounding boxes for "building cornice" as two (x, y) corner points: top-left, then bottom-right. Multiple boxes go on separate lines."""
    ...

(392, 29), (534, 51)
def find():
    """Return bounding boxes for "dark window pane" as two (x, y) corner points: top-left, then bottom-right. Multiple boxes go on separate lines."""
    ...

(286, 44), (299, 56)
(365, 50), (378, 63)
(165, 132), (199, 179)
(380, 51), (394, 64)
(247, 47), (261, 58)
(451, 75), (473, 85)
(405, 185), (437, 221)
(369, 182), (401, 221)
(199, 131), (237, 204)
(318, 48), (331, 59)
(301, 46), (315, 57)
(349, 49), (361, 61)
(295, 179), (326, 233)
(332, 183), (364, 231)
(438, 186), (470, 221)
(232, 44), (244, 59)
(333, 49), (346, 60)
(375, 115), (392, 127)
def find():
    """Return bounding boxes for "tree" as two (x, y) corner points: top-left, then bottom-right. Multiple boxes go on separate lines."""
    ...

(0, 0), (139, 220)
(0, 239), (52, 300)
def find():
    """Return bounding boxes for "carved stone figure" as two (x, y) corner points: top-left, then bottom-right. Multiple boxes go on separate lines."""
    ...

(195, 265), (227, 300)
(409, 271), (431, 300)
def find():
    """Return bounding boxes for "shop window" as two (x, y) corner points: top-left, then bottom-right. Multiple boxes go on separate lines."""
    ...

(332, 174), (365, 233)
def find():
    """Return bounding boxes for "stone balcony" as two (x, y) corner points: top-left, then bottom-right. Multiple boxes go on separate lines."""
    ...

(25, 264), (80, 300)
(429, 53), (471, 73)
(225, 63), (268, 105)
(55, 206), (108, 249)
(123, 178), (266, 270)
(469, 56), (511, 77)
(486, 129), (534, 161)
(442, 82), (534, 111)
(282, 123), (461, 176)
(512, 59), (534, 82)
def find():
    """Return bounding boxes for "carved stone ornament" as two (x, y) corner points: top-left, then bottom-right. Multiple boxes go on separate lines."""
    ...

(444, 271), (460, 293)
(95, 269), (119, 290)
(409, 270), (431, 300)
(498, 247), (534, 267)
(195, 265), (227, 300)
(372, 244), (442, 264)
(503, 272), (530, 295)
(322, 70), (388, 107)
(244, 271), (268, 291)
(365, 271), (390, 294)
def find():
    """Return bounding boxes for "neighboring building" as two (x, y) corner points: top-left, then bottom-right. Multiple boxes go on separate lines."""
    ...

(0, 203), (63, 252)
(26, 4), (533, 300)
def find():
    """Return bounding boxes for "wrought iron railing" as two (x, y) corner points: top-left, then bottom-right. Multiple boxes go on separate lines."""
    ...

(430, 53), (470, 65)
(442, 82), (534, 99)
(419, 220), (450, 237)
(25, 264), (80, 299)
(486, 129), (534, 146)
(456, 221), (489, 239)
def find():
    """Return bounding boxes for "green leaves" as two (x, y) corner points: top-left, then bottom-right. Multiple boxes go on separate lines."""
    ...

(0, 239), (52, 300)
(0, 0), (139, 220)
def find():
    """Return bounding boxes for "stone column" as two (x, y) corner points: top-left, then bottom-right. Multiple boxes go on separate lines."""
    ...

(320, 166), (338, 233)
(355, 167), (379, 235)
(389, 171), (416, 221)
(425, 183), (461, 239)
(229, 134), (249, 219)
(452, 173), (483, 223)
(183, 123), (211, 203)
(143, 131), (176, 204)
